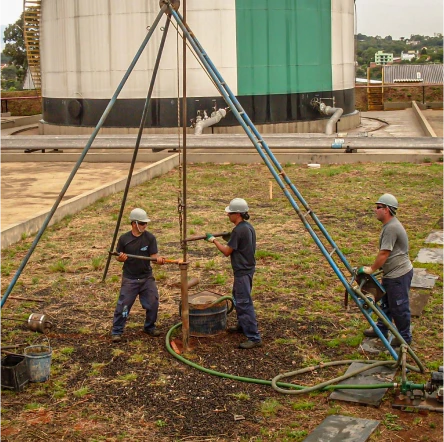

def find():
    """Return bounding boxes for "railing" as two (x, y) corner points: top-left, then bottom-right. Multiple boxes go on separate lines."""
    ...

(1, 96), (41, 114)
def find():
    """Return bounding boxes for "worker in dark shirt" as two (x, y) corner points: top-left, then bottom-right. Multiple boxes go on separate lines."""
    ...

(111, 208), (165, 343)
(206, 198), (262, 349)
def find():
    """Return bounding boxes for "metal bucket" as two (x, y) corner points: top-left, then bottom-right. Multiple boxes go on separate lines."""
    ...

(182, 291), (229, 337)
(27, 313), (52, 334)
(24, 339), (52, 383)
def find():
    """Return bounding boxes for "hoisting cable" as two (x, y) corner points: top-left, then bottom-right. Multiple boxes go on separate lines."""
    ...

(1, 5), (168, 307)
(102, 15), (172, 281)
(176, 19), (184, 249)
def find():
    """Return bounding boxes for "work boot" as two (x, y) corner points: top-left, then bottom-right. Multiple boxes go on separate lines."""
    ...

(144, 328), (161, 337)
(111, 334), (122, 343)
(363, 327), (387, 339)
(227, 324), (243, 333)
(239, 340), (262, 349)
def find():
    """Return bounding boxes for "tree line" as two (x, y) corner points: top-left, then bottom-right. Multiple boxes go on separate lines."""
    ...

(356, 33), (443, 78)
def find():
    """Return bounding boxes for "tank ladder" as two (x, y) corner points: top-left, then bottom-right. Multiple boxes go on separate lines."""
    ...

(167, 4), (422, 369)
(23, 0), (42, 90)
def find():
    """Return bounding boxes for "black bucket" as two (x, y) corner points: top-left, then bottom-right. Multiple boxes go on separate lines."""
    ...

(181, 291), (230, 337)
(1, 354), (30, 391)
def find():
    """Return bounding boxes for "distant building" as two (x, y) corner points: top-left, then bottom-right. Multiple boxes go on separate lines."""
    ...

(406, 40), (420, 46)
(401, 50), (418, 61)
(375, 50), (393, 65)
(383, 64), (444, 84)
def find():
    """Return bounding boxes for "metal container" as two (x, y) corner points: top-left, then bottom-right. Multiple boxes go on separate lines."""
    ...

(27, 313), (52, 334)
(24, 340), (52, 383)
(1, 354), (30, 391)
(184, 291), (228, 337)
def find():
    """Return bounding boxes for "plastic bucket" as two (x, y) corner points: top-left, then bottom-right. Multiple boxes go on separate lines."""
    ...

(24, 341), (52, 382)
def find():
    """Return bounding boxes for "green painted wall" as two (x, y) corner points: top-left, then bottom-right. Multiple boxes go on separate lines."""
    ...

(235, 0), (332, 95)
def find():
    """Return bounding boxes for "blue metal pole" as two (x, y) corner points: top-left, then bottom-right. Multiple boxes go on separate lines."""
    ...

(1, 6), (167, 307)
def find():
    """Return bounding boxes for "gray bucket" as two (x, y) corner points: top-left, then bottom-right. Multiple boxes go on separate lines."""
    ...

(24, 339), (52, 382)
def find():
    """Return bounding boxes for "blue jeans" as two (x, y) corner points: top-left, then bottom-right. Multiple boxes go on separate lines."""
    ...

(112, 276), (159, 335)
(377, 268), (413, 343)
(232, 273), (261, 342)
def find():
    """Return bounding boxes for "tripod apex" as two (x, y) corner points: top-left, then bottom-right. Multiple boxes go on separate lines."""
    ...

(160, 0), (180, 12)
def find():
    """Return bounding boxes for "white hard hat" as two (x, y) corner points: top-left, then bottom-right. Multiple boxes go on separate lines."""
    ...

(225, 198), (249, 213)
(129, 208), (150, 223)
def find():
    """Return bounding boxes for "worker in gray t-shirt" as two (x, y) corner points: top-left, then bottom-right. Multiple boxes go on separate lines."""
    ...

(359, 193), (414, 346)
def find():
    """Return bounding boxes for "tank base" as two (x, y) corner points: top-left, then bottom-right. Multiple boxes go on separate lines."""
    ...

(39, 112), (360, 136)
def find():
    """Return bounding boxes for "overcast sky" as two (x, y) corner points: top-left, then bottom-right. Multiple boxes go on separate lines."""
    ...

(1, 0), (444, 39)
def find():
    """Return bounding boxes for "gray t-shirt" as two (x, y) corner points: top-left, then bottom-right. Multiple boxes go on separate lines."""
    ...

(379, 217), (413, 278)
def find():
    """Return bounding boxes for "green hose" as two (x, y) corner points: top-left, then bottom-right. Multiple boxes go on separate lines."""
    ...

(165, 323), (397, 393)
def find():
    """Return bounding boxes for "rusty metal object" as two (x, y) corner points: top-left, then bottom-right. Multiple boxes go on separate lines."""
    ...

(183, 231), (230, 242)
(172, 277), (199, 289)
(356, 273), (385, 302)
(109, 251), (183, 264)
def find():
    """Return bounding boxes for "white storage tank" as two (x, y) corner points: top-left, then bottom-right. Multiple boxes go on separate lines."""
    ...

(39, 0), (357, 134)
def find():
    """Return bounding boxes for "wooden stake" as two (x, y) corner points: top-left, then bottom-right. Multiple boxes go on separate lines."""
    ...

(269, 181), (273, 200)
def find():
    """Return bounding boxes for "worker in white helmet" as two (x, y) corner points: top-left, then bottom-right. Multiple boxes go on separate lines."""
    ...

(205, 198), (262, 349)
(359, 194), (414, 346)
(111, 208), (166, 343)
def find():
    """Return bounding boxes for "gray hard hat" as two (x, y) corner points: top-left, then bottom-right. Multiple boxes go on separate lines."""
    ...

(376, 193), (398, 209)
(225, 198), (249, 213)
(129, 208), (150, 223)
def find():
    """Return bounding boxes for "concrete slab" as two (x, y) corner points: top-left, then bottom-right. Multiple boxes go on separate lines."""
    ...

(302, 415), (379, 442)
(414, 248), (443, 264)
(0, 162), (151, 230)
(411, 268), (439, 289)
(360, 108), (429, 138)
(410, 291), (431, 317)
(329, 362), (396, 407)
(425, 230), (443, 245)
(421, 109), (444, 137)
(360, 339), (382, 355)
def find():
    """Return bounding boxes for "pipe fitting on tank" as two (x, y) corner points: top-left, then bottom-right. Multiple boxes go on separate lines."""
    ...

(312, 98), (343, 135)
(194, 108), (227, 135)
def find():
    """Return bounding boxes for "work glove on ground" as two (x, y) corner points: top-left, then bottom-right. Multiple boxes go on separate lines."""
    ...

(205, 233), (215, 243)
(358, 266), (373, 275)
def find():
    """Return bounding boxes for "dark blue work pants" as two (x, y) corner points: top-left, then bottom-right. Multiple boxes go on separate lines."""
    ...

(232, 273), (261, 342)
(377, 268), (413, 343)
(112, 276), (159, 336)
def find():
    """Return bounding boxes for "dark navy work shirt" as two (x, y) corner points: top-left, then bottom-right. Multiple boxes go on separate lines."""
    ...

(227, 221), (256, 277)
(116, 230), (158, 279)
